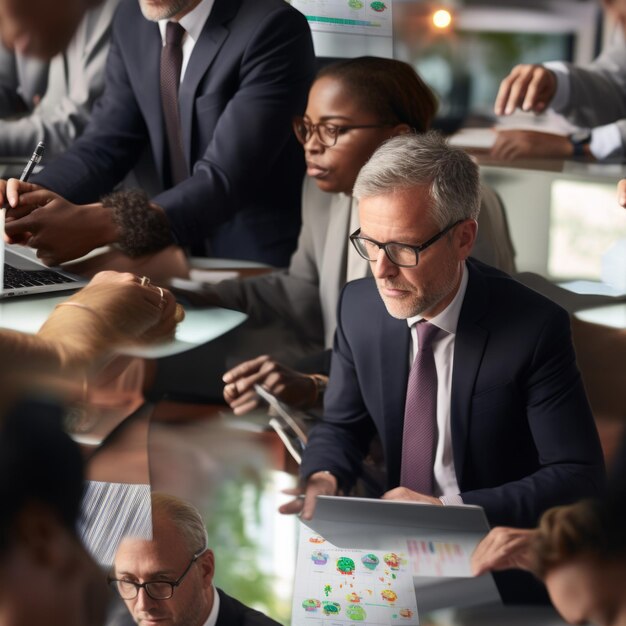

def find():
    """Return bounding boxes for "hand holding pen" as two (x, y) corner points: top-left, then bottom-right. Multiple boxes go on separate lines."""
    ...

(1, 141), (46, 213)
(1, 142), (46, 244)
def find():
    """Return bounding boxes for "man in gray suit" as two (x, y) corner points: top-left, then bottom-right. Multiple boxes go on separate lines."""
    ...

(491, 0), (626, 161)
(0, 0), (118, 158)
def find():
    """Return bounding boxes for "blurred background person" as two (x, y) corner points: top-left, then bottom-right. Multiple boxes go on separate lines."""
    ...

(472, 497), (626, 626)
(0, 0), (98, 59)
(0, 397), (108, 626)
(0, 0), (118, 160)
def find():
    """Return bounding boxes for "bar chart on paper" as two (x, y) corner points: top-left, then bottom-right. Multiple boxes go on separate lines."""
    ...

(406, 537), (474, 578)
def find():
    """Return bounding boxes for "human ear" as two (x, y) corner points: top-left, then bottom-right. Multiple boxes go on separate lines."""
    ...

(456, 219), (478, 259)
(199, 549), (215, 587)
(391, 123), (412, 137)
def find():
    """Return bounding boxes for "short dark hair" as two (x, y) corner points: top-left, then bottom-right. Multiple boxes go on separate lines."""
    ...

(0, 398), (84, 558)
(317, 56), (438, 133)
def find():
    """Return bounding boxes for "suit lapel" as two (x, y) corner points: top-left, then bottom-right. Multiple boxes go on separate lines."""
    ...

(134, 21), (165, 178)
(214, 588), (234, 626)
(450, 262), (489, 488)
(379, 310), (411, 488)
(179, 0), (240, 161)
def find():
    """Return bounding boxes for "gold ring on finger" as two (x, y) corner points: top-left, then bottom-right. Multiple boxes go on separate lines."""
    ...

(156, 286), (165, 310)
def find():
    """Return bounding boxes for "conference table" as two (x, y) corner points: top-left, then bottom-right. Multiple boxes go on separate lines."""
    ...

(0, 289), (247, 359)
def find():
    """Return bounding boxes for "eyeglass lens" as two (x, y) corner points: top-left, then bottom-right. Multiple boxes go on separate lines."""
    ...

(294, 119), (337, 147)
(354, 238), (418, 266)
(115, 580), (174, 600)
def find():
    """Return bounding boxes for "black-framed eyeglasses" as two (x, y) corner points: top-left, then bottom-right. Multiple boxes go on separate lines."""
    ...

(108, 547), (206, 601)
(293, 116), (391, 148)
(349, 220), (463, 267)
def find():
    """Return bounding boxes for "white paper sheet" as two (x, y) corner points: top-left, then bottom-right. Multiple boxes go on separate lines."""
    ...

(292, 523), (420, 625)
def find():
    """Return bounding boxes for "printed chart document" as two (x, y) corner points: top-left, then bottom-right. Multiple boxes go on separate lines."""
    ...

(288, 0), (393, 58)
(299, 496), (500, 614)
(293, 523), (419, 625)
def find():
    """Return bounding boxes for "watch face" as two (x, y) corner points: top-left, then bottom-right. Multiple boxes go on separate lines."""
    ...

(570, 130), (591, 145)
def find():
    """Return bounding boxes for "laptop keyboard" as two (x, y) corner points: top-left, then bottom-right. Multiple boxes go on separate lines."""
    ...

(4, 263), (78, 289)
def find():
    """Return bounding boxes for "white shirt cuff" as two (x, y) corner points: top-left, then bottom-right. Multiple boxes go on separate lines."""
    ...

(439, 494), (464, 506)
(590, 123), (623, 159)
(544, 61), (570, 112)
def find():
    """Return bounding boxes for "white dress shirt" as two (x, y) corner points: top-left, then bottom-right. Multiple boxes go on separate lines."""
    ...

(201, 585), (220, 626)
(158, 0), (215, 83)
(406, 263), (469, 506)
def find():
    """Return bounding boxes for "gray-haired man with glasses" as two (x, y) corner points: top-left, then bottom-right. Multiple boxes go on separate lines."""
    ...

(111, 492), (280, 626)
(282, 132), (604, 601)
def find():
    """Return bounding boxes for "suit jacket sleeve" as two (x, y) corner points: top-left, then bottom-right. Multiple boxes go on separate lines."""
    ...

(300, 284), (378, 490)
(460, 303), (605, 528)
(552, 42), (626, 141)
(153, 6), (314, 244)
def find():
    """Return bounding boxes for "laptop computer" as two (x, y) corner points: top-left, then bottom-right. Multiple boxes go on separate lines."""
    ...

(0, 210), (87, 298)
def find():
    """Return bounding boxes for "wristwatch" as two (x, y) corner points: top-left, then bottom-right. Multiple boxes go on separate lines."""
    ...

(569, 129), (592, 157)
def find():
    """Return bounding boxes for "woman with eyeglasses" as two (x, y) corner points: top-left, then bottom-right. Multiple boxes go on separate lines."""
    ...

(208, 56), (516, 414)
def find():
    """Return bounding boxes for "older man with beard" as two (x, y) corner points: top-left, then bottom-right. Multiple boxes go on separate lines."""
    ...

(0, 0), (314, 267)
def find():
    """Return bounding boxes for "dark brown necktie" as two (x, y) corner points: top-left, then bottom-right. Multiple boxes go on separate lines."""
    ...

(400, 321), (443, 495)
(160, 21), (188, 186)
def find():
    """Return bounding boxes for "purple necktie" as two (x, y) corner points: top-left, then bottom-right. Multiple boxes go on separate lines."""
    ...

(160, 21), (188, 186)
(400, 321), (442, 495)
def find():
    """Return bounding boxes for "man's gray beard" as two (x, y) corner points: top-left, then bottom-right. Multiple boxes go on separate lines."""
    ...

(139, 0), (191, 21)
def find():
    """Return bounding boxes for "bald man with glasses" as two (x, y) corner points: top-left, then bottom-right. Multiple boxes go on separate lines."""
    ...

(111, 492), (280, 626)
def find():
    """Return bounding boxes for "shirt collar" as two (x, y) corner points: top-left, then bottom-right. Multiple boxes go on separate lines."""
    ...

(201, 585), (220, 626)
(406, 262), (469, 335)
(158, 0), (215, 45)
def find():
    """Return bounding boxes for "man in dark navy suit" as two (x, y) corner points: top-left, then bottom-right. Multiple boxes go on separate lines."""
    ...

(1, 0), (315, 266)
(284, 132), (604, 533)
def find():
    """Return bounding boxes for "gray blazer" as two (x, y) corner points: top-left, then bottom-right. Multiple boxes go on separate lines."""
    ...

(554, 39), (626, 156)
(212, 177), (517, 351)
(0, 0), (119, 158)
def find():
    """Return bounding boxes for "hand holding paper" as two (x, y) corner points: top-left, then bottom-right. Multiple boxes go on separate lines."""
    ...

(471, 526), (536, 576)
(279, 471), (338, 520)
